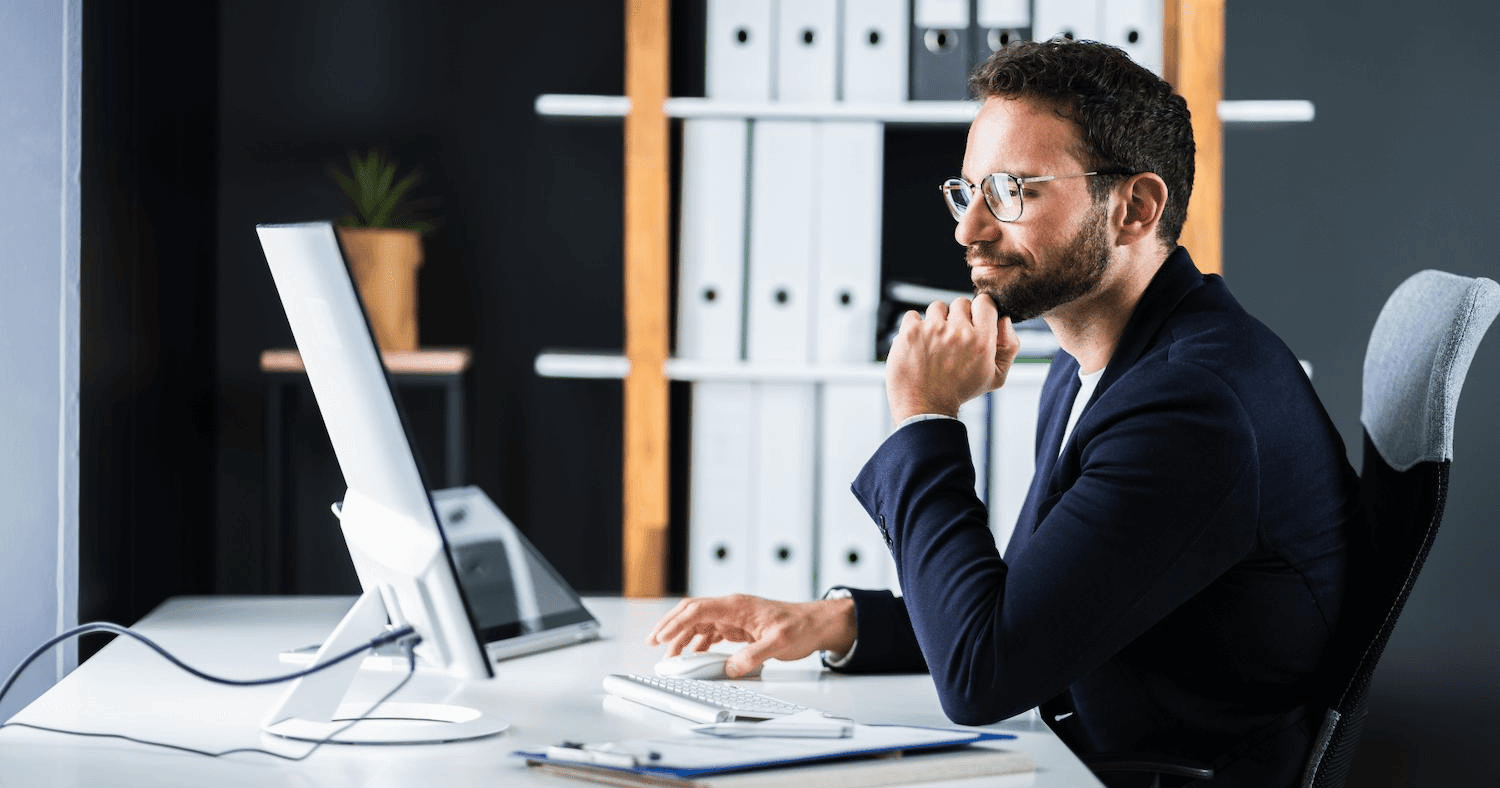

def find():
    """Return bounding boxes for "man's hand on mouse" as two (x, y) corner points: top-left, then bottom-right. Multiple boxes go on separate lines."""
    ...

(884, 293), (1020, 424)
(646, 594), (857, 679)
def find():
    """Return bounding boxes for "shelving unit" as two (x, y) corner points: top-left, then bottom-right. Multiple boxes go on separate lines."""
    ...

(567, 0), (1303, 596)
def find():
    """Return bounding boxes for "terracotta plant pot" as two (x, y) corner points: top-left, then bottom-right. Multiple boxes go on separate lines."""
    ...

(336, 226), (423, 352)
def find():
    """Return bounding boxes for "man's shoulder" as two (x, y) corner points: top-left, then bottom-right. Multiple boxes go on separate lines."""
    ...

(1099, 282), (1334, 455)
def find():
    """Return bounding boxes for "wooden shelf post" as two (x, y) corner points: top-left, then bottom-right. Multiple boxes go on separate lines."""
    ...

(1163, 0), (1225, 276)
(622, 0), (672, 597)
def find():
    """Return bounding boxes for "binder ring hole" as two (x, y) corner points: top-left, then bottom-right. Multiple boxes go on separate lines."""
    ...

(715, 545), (730, 561)
(1127, 30), (1140, 44)
(866, 29), (881, 47)
(702, 287), (718, 303)
(801, 28), (816, 46)
(776, 546), (792, 562)
(924, 29), (958, 54)
(735, 28), (750, 45)
(987, 29), (1014, 52)
(774, 288), (790, 305)
(839, 290), (853, 307)
(846, 550), (860, 565)
(1061, 29), (1076, 41)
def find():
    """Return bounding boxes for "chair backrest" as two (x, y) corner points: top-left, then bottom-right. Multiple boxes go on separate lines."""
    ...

(1302, 270), (1500, 788)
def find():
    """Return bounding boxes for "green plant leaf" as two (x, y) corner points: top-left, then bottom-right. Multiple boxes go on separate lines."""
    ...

(328, 148), (436, 231)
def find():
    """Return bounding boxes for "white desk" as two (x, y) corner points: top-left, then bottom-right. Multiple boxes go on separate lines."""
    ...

(0, 596), (1101, 787)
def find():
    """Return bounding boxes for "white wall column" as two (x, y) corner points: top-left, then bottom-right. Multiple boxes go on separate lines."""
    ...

(0, 0), (82, 720)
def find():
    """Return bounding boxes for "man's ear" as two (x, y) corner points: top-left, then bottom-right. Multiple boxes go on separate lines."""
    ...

(1116, 173), (1168, 245)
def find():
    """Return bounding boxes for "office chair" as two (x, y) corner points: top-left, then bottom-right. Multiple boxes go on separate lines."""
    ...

(1087, 270), (1500, 788)
(1298, 269), (1499, 787)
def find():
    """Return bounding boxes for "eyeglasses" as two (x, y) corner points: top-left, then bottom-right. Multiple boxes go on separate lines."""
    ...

(940, 170), (1133, 223)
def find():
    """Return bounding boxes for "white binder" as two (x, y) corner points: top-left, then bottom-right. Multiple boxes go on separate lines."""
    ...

(705, 0), (775, 100)
(676, 118), (750, 362)
(687, 383), (757, 597)
(817, 381), (896, 591)
(1032, 0), (1100, 45)
(974, 0), (1031, 59)
(749, 382), (818, 600)
(987, 366), (1047, 554)
(811, 121), (883, 365)
(1101, 0), (1163, 75)
(746, 120), (817, 362)
(841, 0), (910, 102)
(775, 0), (839, 102)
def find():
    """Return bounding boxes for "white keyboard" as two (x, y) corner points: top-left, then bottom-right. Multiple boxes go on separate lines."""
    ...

(602, 673), (809, 723)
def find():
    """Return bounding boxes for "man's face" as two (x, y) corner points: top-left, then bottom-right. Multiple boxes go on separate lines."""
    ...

(956, 97), (1114, 323)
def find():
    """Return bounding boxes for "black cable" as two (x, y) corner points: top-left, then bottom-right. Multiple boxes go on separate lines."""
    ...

(0, 621), (415, 706)
(1, 652), (416, 761)
(0, 621), (421, 761)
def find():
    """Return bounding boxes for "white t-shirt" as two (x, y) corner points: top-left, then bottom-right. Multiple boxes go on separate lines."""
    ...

(1060, 367), (1104, 454)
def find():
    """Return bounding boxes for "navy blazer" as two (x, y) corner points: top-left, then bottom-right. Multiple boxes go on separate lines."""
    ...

(844, 249), (1358, 785)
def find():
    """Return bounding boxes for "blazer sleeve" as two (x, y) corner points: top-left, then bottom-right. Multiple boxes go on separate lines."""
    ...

(851, 369), (1260, 726)
(824, 587), (929, 673)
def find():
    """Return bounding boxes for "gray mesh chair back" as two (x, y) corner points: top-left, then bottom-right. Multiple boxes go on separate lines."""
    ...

(1301, 270), (1500, 788)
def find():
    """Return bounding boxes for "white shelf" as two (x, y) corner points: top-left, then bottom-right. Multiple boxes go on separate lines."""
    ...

(533, 350), (631, 380)
(536, 94), (1315, 127)
(536, 94), (977, 124)
(533, 93), (632, 118)
(1217, 99), (1315, 125)
(535, 350), (1053, 384)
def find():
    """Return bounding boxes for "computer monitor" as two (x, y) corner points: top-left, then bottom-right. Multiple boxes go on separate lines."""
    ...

(253, 222), (584, 744)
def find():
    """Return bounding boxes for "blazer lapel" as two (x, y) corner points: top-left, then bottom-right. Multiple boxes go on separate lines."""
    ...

(1004, 357), (1080, 562)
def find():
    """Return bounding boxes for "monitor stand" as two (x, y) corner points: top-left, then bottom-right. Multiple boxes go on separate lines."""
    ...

(261, 590), (509, 744)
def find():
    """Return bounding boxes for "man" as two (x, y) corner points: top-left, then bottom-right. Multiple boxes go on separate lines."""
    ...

(649, 39), (1357, 787)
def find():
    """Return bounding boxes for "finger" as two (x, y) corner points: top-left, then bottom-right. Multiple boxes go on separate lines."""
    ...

(949, 296), (974, 326)
(924, 300), (948, 322)
(971, 293), (999, 335)
(725, 639), (778, 679)
(645, 599), (692, 645)
(669, 624), (720, 657)
(993, 316), (1021, 388)
(648, 597), (722, 647)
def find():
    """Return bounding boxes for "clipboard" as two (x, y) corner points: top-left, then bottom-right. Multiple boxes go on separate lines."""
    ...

(515, 724), (1030, 787)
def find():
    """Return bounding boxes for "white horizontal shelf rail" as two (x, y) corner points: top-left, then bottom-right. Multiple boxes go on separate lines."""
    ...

(535, 350), (1053, 385)
(1216, 99), (1315, 124)
(535, 94), (1314, 126)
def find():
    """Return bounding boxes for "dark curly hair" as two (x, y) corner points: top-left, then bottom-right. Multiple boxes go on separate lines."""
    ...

(968, 39), (1194, 246)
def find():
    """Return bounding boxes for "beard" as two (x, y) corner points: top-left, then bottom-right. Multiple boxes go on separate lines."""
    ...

(969, 200), (1111, 323)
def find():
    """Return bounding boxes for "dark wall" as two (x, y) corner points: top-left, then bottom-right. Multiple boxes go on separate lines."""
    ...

(79, 0), (218, 638)
(212, 0), (636, 594)
(1223, 1), (1500, 784)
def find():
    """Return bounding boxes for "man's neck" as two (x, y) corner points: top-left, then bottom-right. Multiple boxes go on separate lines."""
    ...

(1044, 244), (1171, 374)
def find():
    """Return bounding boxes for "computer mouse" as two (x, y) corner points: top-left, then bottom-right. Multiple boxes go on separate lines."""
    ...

(653, 651), (760, 680)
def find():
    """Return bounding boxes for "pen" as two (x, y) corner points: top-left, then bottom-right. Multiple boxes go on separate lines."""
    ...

(692, 721), (854, 739)
(545, 742), (658, 768)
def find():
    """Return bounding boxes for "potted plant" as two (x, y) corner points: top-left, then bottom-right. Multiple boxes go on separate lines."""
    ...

(328, 149), (436, 353)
